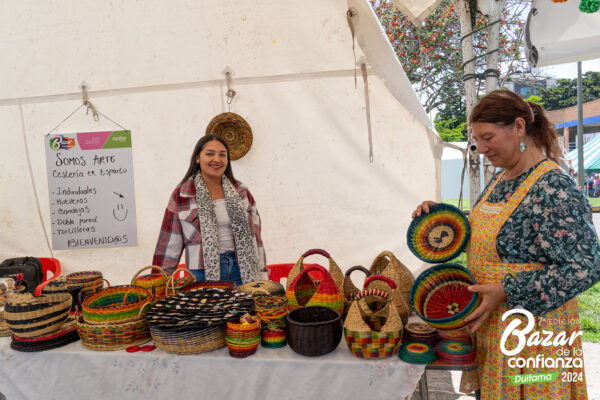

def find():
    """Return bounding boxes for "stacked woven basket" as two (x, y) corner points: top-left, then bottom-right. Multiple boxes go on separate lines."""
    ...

(77, 285), (153, 351)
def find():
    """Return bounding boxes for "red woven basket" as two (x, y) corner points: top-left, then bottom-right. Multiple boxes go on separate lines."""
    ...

(286, 264), (343, 315)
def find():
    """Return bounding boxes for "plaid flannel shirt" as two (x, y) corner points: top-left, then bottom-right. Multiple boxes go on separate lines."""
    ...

(152, 177), (266, 275)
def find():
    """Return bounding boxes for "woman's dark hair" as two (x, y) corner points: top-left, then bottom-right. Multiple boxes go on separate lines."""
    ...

(180, 134), (236, 185)
(469, 90), (561, 163)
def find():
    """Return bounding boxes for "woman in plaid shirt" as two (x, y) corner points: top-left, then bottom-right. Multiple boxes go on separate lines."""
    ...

(153, 134), (266, 285)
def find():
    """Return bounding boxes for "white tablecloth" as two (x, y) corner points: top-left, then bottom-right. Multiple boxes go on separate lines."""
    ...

(0, 337), (425, 400)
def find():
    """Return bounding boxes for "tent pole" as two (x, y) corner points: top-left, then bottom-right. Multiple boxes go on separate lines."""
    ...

(577, 61), (584, 188)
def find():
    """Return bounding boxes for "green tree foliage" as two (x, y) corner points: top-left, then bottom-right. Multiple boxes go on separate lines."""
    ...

(434, 95), (467, 142)
(538, 72), (600, 111)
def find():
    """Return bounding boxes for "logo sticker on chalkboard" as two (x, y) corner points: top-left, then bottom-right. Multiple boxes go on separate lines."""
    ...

(49, 135), (76, 151)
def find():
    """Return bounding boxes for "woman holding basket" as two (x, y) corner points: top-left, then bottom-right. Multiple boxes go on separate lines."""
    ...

(412, 90), (600, 399)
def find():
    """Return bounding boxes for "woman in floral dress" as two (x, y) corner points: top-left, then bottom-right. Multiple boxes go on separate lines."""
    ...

(413, 90), (600, 399)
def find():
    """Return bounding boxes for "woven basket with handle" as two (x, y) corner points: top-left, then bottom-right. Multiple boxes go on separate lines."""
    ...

(341, 265), (371, 319)
(343, 286), (403, 359)
(286, 249), (344, 292)
(369, 251), (414, 317)
(364, 274), (410, 324)
(286, 264), (344, 315)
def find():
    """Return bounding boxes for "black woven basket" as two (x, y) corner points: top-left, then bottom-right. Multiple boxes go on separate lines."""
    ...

(286, 306), (342, 357)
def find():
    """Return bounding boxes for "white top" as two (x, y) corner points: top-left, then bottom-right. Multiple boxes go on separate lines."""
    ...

(213, 199), (235, 253)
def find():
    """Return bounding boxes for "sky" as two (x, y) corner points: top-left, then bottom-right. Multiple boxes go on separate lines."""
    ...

(538, 58), (600, 80)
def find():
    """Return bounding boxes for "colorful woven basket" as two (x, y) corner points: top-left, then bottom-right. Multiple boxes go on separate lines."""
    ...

(145, 288), (254, 354)
(165, 267), (196, 296)
(343, 288), (403, 359)
(286, 249), (344, 291)
(254, 294), (288, 348)
(82, 285), (152, 324)
(407, 203), (470, 263)
(205, 112), (253, 160)
(4, 290), (72, 339)
(410, 264), (480, 330)
(341, 265), (371, 319)
(131, 266), (168, 299)
(286, 306), (343, 357)
(77, 314), (151, 351)
(398, 342), (437, 364)
(286, 264), (344, 315)
(66, 271), (106, 303)
(225, 315), (261, 358)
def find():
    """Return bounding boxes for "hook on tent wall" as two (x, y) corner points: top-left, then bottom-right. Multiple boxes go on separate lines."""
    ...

(79, 81), (99, 121)
(222, 67), (236, 111)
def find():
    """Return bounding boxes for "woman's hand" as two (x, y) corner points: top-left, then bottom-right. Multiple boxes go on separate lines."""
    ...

(411, 201), (438, 218)
(464, 283), (507, 333)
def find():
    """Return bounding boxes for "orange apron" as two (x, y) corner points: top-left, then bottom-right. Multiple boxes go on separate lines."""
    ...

(460, 160), (587, 399)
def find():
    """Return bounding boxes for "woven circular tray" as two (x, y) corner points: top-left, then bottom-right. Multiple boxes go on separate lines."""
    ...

(205, 112), (253, 160)
(407, 203), (470, 263)
(410, 263), (480, 330)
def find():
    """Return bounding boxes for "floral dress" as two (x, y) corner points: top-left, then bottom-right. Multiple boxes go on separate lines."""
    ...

(479, 160), (600, 315)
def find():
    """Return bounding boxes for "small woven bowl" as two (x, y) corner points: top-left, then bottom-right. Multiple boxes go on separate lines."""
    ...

(410, 264), (480, 330)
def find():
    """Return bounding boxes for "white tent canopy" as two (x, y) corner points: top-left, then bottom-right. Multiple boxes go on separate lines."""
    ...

(0, 0), (441, 284)
(526, 0), (600, 67)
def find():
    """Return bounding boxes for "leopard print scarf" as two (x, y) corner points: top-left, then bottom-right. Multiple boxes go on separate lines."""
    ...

(194, 173), (259, 283)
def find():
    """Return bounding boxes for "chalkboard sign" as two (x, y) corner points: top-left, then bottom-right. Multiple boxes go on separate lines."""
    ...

(44, 130), (138, 250)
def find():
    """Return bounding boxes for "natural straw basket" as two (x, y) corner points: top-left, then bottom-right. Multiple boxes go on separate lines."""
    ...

(369, 251), (414, 315)
(341, 265), (371, 319)
(344, 288), (403, 359)
(286, 249), (344, 291)
(150, 324), (226, 355)
(82, 285), (152, 324)
(4, 281), (72, 339)
(131, 266), (169, 300)
(364, 275), (410, 324)
(10, 315), (79, 352)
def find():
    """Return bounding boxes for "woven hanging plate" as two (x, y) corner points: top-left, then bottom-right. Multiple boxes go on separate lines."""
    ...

(398, 342), (437, 364)
(407, 203), (470, 263)
(205, 112), (253, 161)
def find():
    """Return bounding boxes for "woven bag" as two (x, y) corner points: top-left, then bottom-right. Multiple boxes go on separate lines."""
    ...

(165, 266), (196, 296)
(286, 264), (344, 315)
(343, 288), (403, 359)
(4, 281), (72, 338)
(341, 265), (371, 319)
(131, 266), (168, 299)
(364, 274), (410, 325)
(286, 249), (344, 291)
(369, 251), (414, 315)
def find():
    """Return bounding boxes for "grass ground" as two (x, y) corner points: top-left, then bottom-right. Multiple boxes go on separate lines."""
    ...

(440, 198), (600, 342)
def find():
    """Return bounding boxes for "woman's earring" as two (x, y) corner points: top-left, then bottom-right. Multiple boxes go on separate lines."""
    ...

(519, 140), (527, 153)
